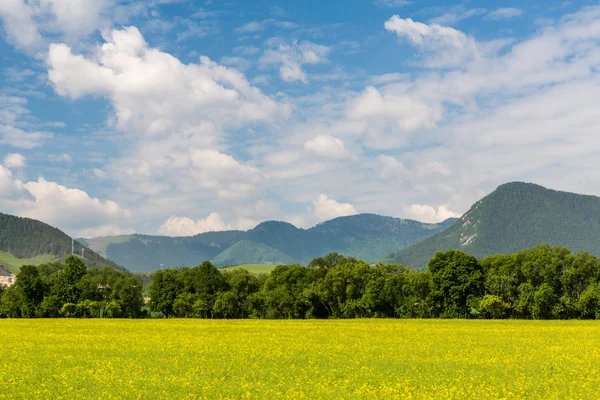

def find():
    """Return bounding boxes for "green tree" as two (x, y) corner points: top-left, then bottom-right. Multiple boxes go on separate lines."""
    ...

(479, 295), (509, 319)
(15, 265), (45, 317)
(429, 250), (484, 318)
(54, 255), (87, 305)
(149, 269), (181, 318)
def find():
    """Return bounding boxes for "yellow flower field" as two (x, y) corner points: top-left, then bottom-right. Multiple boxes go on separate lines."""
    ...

(0, 319), (599, 399)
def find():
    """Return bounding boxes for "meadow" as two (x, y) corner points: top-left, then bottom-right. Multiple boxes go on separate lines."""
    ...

(0, 320), (599, 399)
(218, 264), (278, 275)
(0, 251), (56, 274)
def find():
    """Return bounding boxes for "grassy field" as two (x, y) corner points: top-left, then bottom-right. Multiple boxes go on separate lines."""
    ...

(219, 264), (278, 275)
(0, 251), (56, 274)
(0, 320), (599, 399)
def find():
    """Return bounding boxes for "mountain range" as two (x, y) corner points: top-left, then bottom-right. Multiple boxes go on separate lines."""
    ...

(387, 182), (600, 270)
(4, 181), (600, 274)
(78, 214), (456, 272)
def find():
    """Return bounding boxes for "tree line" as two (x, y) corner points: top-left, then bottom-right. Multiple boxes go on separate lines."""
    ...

(0, 256), (143, 318)
(1, 245), (599, 319)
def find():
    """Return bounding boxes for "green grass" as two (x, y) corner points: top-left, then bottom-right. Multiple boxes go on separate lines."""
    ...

(0, 251), (56, 274)
(0, 320), (599, 399)
(219, 263), (280, 275)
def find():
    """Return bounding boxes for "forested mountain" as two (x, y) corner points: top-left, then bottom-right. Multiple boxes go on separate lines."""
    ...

(80, 214), (456, 272)
(387, 182), (600, 270)
(0, 213), (125, 272)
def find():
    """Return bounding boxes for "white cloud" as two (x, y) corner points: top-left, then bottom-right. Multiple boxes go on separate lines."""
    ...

(48, 27), (285, 136)
(384, 15), (479, 67)
(38, 0), (112, 37)
(92, 168), (108, 179)
(0, 165), (29, 200)
(304, 135), (352, 159)
(311, 194), (357, 223)
(47, 26), (285, 212)
(48, 153), (72, 163)
(260, 39), (331, 83)
(0, 0), (44, 51)
(0, 0), (112, 52)
(485, 8), (525, 20)
(0, 166), (131, 236)
(378, 155), (409, 180)
(188, 149), (262, 199)
(348, 86), (440, 132)
(220, 56), (252, 71)
(0, 125), (52, 149)
(404, 204), (459, 223)
(159, 213), (228, 236)
(158, 210), (260, 236)
(3, 153), (25, 168)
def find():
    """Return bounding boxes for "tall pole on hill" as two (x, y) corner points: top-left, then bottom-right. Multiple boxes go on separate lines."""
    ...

(72, 239), (74, 255)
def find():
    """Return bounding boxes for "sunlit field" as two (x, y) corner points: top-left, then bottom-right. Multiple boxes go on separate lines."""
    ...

(0, 320), (599, 399)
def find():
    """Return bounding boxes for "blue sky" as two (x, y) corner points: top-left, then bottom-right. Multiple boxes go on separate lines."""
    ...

(1, 0), (599, 237)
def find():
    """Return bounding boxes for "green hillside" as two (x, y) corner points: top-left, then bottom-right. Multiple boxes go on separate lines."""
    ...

(83, 214), (455, 272)
(0, 213), (126, 272)
(0, 251), (56, 274)
(213, 240), (297, 266)
(387, 182), (600, 270)
(218, 264), (279, 275)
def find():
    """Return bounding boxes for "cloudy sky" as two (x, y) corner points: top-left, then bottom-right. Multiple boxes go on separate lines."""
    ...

(0, 0), (599, 237)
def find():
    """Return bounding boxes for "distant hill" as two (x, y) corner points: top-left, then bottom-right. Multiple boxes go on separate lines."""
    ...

(0, 213), (126, 273)
(81, 214), (456, 272)
(387, 182), (600, 270)
(213, 240), (297, 266)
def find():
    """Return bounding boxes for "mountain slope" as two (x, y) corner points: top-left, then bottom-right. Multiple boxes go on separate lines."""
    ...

(84, 214), (456, 271)
(0, 213), (126, 272)
(212, 240), (297, 266)
(387, 182), (600, 270)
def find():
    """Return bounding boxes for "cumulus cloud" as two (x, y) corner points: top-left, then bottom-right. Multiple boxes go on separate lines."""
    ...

(0, 0), (112, 52)
(404, 204), (460, 223)
(47, 27), (285, 136)
(304, 135), (352, 159)
(348, 86), (440, 132)
(384, 15), (478, 67)
(38, 0), (112, 36)
(311, 194), (357, 223)
(0, 166), (131, 236)
(378, 155), (409, 180)
(3, 153), (25, 168)
(0, 0), (44, 51)
(0, 165), (29, 200)
(260, 39), (330, 83)
(188, 149), (262, 199)
(159, 213), (229, 236)
(47, 26), (285, 211)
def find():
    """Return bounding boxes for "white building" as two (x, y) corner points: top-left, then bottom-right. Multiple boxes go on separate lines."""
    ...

(0, 266), (16, 287)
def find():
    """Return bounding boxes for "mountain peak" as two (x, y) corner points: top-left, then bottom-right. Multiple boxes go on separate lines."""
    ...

(388, 182), (600, 270)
